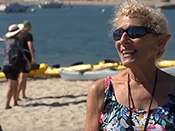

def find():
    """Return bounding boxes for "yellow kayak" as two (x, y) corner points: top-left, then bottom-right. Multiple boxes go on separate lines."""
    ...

(0, 63), (48, 78)
(62, 64), (92, 71)
(28, 63), (48, 77)
(0, 72), (5, 79)
(113, 60), (175, 69)
(97, 60), (126, 70)
(44, 67), (61, 76)
(92, 62), (119, 70)
(157, 60), (175, 68)
(116, 64), (126, 70)
(44, 64), (92, 76)
(1, 60), (174, 78)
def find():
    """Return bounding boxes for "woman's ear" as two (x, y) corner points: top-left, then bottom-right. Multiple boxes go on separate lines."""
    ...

(158, 34), (171, 50)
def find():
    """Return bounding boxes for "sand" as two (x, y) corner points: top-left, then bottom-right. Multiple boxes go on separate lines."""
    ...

(0, 77), (93, 131)
(0, 0), (173, 130)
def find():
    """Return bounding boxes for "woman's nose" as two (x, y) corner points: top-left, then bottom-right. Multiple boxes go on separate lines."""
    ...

(120, 32), (130, 44)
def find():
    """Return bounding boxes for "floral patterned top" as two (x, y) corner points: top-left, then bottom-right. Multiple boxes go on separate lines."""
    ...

(100, 77), (175, 131)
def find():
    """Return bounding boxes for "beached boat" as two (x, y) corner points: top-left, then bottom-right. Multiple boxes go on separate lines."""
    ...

(157, 60), (175, 68)
(44, 61), (120, 77)
(0, 63), (48, 78)
(38, 1), (63, 8)
(44, 63), (92, 76)
(44, 60), (175, 78)
(0, 61), (175, 79)
(59, 66), (175, 81)
(0, 2), (32, 13)
(161, 66), (175, 77)
(0, 4), (6, 12)
(59, 69), (121, 81)
(28, 63), (48, 77)
(156, 4), (175, 9)
(44, 67), (61, 76)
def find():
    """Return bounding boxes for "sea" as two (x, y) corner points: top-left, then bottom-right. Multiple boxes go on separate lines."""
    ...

(0, 5), (175, 67)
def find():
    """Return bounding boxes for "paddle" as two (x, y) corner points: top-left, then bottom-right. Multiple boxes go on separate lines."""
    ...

(70, 61), (84, 66)
(51, 61), (84, 68)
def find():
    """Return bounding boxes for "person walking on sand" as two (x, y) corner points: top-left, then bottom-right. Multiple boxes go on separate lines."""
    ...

(0, 125), (2, 131)
(17, 20), (35, 100)
(85, 0), (175, 130)
(3, 24), (31, 109)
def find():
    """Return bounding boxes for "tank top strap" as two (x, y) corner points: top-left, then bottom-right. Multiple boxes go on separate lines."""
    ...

(171, 88), (175, 101)
(168, 88), (175, 105)
(173, 89), (175, 95)
(105, 76), (112, 91)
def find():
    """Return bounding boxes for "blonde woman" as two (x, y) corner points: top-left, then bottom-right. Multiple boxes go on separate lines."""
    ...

(85, 1), (175, 130)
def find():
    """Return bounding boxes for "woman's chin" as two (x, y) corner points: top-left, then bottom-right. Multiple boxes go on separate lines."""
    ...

(121, 59), (136, 67)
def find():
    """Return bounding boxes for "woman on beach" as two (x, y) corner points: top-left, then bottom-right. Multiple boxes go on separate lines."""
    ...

(3, 24), (31, 109)
(17, 20), (35, 100)
(85, 1), (175, 130)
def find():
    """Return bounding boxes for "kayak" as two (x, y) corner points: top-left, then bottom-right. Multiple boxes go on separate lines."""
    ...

(92, 62), (119, 70)
(0, 72), (5, 79)
(157, 60), (175, 68)
(0, 63), (48, 78)
(44, 64), (92, 76)
(44, 67), (60, 76)
(59, 66), (175, 81)
(161, 66), (175, 77)
(28, 63), (48, 77)
(59, 69), (121, 81)
(0, 60), (175, 78)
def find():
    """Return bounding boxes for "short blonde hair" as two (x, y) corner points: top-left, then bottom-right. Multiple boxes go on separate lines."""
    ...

(112, 0), (169, 35)
(112, 0), (170, 60)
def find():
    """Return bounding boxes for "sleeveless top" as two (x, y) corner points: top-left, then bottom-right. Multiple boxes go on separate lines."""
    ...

(100, 77), (175, 131)
(19, 32), (33, 61)
(3, 39), (23, 66)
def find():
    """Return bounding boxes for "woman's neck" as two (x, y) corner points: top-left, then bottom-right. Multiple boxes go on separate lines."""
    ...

(127, 67), (158, 84)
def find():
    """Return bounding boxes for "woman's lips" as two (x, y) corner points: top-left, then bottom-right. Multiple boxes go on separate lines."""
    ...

(121, 50), (137, 56)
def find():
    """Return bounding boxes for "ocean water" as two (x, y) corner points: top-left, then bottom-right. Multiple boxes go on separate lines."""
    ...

(0, 5), (174, 67)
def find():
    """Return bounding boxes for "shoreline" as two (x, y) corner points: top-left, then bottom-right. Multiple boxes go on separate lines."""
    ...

(0, 0), (174, 6)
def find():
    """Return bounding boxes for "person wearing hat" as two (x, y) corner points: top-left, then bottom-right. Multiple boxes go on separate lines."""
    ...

(0, 125), (2, 131)
(17, 20), (35, 100)
(3, 24), (31, 109)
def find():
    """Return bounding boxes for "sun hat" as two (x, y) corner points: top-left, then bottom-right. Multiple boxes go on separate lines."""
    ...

(23, 20), (31, 28)
(5, 24), (24, 38)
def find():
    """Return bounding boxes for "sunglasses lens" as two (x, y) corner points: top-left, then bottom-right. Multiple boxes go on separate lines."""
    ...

(113, 29), (124, 41)
(128, 27), (148, 38)
(113, 26), (156, 41)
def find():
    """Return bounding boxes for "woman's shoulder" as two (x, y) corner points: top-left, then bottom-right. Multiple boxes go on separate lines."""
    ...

(89, 70), (128, 91)
(158, 69), (175, 92)
(159, 69), (175, 83)
(89, 78), (105, 96)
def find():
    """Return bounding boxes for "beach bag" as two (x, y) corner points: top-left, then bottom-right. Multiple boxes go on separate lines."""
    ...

(8, 40), (26, 72)
(30, 63), (40, 70)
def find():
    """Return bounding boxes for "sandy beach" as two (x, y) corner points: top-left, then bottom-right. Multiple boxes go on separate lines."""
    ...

(0, 77), (93, 131)
(0, 0), (174, 130)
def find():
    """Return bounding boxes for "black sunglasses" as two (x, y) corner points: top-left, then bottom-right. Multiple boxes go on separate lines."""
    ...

(113, 26), (159, 41)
